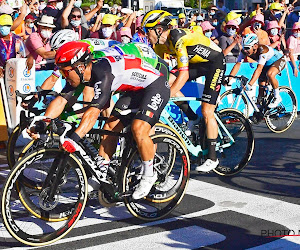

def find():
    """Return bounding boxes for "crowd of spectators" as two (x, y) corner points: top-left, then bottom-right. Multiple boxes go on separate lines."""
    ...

(0, 0), (300, 76)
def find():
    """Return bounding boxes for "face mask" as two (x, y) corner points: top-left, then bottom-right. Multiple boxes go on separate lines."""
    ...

(70, 19), (81, 27)
(56, 2), (63, 10)
(28, 23), (34, 28)
(40, 29), (52, 39)
(227, 28), (236, 36)
(74, 0), (82, 8)
(210, 11), (215, 16)
(235, 17), (241, 25)
(253, 22), (262, 30)
(293, 32), (300, 38)
(270, 28), (278, 36)
(212, 21), (218, 26)
(0, 26), (11, 36)
(121, 36), (131, 43)
(204, 31), (212, 38)
(102, 27), (113, 38)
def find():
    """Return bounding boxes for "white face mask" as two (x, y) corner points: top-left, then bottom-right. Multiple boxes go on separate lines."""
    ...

(56, 2), (63, 10)
(28, 23), (34, 28)
(293, 32), (300, 38)
(102, 27), (113, 38)
(270, 28), (278, 36)
(40, 29), (52, 39)
(204, 31), (212, 38)
(121, 36), (131, 43)
(70, 19), (81, 27)
(34, 9), (39, 15)
(74, 0), (82, 8)
(227, 28), (236, 36)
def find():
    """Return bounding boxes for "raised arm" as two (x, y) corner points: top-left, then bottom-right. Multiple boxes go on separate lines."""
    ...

(61, 0), (75, 28)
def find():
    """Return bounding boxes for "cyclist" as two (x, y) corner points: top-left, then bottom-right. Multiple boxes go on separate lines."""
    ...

(29, 41), (170, 200)
(228, 33), (286, 109)
(142, 10), (226, 172)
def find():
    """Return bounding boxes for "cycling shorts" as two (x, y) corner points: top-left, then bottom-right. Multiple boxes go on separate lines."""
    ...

(258, 57), (286, 83)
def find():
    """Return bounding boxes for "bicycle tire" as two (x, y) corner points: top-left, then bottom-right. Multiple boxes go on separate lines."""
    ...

(212, 108), (255, 176)
(265, 86), (297, 133)
(1, 148), (88, 246)
(121, 134), (190, 221)
(217, 89), (249, 118)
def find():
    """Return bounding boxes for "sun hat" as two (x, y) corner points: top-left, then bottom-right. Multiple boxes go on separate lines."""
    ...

(225, 19), (239, 29)
(292, 22), (300, 30)
(0, 14), (13, 26)
(120, 26), (132, 38)
(251, 13), (264, 24)
(269, 2), (283, 10)
(225, 11), (242, 23)
(37, 15), (56, 28)
(200, 21), (215, 31)
(178, 13), (185, 19)
(266, 20), (280, 30)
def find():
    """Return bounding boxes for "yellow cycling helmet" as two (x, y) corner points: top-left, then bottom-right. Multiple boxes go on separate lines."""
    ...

(269, 2), (283, 10)
(225, 11), (242, 23)
(142, 10), (172, 29)
(178, 13), (186, 19)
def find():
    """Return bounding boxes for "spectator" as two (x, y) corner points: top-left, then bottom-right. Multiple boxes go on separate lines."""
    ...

(61, 7), (90, 39)
(195, 15), (204, 26)
(178, 13), (186, 28)
(200, 21), (218, 44)
(287, 5), (300, 36)
(120, 26), (132, 43)
(217, 0), (229, 14)
(266, 20), (283, 51)
(91, 14), (118, 40)
(0, 14), (25, 77)
(225, 11), (242, 25)
(21, 14), (37, 40)
(169, 18), (178, 29)
(219, 20), (241, 63)
(132, 15), (150, 45)
(243, 14), (270, 45)
(25, 15), (56, 70)
(42, 0), (63, 21)
(287, 22), (300, 77)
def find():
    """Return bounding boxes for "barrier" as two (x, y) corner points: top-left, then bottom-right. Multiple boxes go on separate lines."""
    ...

(0, 87), (8, 141)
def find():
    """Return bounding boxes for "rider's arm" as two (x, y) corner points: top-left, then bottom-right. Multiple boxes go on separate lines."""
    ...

(82, 86), (94, 106)
(41, 74), (59, 90)
(249, 64), (264, 86)
(228, 52), (244, 80)
(44, 96), (68, 118)
(170, 70), (189, 97)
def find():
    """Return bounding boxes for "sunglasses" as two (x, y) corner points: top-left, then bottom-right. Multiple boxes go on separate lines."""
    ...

(243, 46), (251, 51)
(59, 68), (74, 78)
(71, 14), (81, 19)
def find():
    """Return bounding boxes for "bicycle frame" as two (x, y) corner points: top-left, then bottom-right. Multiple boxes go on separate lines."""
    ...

(160, 97), (235, 157)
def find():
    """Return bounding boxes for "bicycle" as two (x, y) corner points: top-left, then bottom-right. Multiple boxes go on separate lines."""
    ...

(217, 75), (298, 133)
(1, 116), (190, 246)
(159, 96), (255, 176)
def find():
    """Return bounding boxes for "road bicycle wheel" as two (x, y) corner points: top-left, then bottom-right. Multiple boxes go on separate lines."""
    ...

(265, 86), (297, 133)
(217, 89), (249, 118)
(1, 148), (88, 246)
(122, 134), (190, 221)
(212, 109), (255, 176)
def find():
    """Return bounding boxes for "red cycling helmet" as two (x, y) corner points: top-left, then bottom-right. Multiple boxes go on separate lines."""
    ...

(55, 41), (91, 68)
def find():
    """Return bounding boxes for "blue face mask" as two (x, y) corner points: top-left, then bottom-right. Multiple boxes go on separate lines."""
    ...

(0, 26), (11, 36)
(205, 31), (212, 38)
(212, 21), (218, 26)
(210, 11), (215, 16)
(227, 28), (236, 36)
(293, 32), (300, 38)
(74, 0), (82, 8)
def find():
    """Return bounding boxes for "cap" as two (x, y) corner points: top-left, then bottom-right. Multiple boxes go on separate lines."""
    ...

(37, 15), (56, 28)
(25, 14), (36, 21)
(196, 15), (204, 21)
(0, 14), (13, 26)
(292, 22), (300, 30)
(266, 20), (280, 30)
(178, 13), (185, 19)
(225, 11), (242, 23)
(120, 26), (132, 38)
(269, 2), (283, 11)
(251, 13), (264, 24)
(200, 21), (215, 31)
(170, 19), (177, 26)
(226, 19), (239, 29)
(102, 14), (120, 25)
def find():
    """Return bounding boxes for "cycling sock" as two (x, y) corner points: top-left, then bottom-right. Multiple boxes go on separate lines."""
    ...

(142, 160), (154, 176)
(207, 139), (217, 161)
(95, 155), (110, 180)
(274, 88), (280, 98)
(177, 101), (198, 121)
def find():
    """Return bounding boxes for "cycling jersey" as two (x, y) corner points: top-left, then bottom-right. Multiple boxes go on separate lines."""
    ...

(154, 28), (223, 71)
(237, 45), (283, 66)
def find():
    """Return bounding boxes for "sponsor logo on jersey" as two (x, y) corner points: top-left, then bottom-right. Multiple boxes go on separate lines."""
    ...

(193, 45), (211, 58)
(94, 81), (102, 99)
(210, 69), (224, 90)
(130, 72), (147, 82)
(180, 56), (188, 64)
(175, 40), (184, 50)
(147, 93), (163, 111)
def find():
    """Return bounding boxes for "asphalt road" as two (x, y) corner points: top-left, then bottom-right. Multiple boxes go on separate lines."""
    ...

(0, 117), (299, 249)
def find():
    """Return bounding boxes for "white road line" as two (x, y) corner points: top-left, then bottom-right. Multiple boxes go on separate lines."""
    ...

(4, 179), (300, 249)
(0, 164), (8, 168)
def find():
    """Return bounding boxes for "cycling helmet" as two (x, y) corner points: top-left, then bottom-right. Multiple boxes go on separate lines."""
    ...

(50, 29), (77, 50)
(242, 33), (258, 49)
(55, 41), (91, 68)
(142, 10), (172, 29)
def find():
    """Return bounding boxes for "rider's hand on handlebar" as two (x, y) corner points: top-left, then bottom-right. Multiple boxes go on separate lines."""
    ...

(223, 76), (230, 86)
(243, 82), (252, 91)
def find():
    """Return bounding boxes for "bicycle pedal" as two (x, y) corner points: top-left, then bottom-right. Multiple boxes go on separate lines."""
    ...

(88, 191), (98, 200)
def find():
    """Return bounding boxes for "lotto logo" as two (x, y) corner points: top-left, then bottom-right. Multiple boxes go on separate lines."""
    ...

(8, 67), (14, 78)
(23, 84), (31, 93)
(23, 69), (31, 77)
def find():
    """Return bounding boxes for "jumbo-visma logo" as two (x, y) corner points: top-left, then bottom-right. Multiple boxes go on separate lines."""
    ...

(23, 84), (31, 93)
(23, 69), (31, 77)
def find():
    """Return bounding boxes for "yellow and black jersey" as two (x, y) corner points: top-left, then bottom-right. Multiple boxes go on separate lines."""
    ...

(154, 28), (223, 71)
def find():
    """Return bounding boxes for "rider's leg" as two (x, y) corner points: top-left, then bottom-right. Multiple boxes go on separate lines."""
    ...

(267, 66), (281, 108)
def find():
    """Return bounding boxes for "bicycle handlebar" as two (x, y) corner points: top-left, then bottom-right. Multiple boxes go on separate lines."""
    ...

(224, 75), (249, 86)
(15, 87), (58, 101)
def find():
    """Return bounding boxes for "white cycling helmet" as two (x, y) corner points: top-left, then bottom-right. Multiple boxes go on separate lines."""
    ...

(242, 33), (259, 49)
(50, 29), (77, 50)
